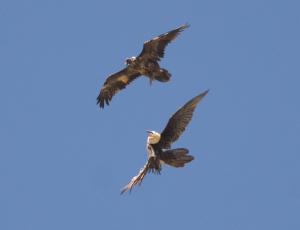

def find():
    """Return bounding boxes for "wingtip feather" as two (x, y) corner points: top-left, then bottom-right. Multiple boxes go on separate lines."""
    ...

(96, 95), (105, 109)
(181, 23), (190, 29)
(196, 89), (209, 101)
(200, 89), (209, 97)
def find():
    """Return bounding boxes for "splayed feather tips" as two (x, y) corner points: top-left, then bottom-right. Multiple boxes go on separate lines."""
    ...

(121, 161), (151, 194)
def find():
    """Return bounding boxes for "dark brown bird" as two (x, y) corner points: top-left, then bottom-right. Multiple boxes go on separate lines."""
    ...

(121, 90), (209, 194)
(97, 24), (189, 108)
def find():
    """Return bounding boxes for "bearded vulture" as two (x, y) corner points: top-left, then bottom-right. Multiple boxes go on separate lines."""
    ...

(121, 90), (209, 194)
(97, 24), (189, 108)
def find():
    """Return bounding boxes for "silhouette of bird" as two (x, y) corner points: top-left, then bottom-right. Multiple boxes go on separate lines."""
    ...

(97, 24), (189, 108)
(121, 90), (209, 194)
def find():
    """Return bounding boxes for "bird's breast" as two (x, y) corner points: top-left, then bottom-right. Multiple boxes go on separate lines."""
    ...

(147, 144), (156, 158)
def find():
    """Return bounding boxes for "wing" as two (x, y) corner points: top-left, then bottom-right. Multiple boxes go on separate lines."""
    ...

(97, 67), (141, 108)
(120, 160), (151, 194)
(138, 23), (189, 62)
(156, 90), (209, 149)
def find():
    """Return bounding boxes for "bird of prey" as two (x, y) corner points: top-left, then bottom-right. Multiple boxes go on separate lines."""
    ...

(121, 90), (209, 194)
(97, 24), (189, 108)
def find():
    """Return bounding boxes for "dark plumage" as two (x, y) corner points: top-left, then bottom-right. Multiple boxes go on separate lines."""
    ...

(121, 90), (209, 194)
(97, 24), (189, 108)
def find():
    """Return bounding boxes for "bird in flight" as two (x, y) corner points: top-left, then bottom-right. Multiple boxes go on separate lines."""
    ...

(121, 90), (209, 194)
(97, 24), (189, 108)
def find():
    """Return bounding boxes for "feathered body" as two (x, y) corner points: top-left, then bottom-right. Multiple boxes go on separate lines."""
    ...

(125, 57), (171, 84)
(121, 90), (209, 194)
(146, 131), (193, 173)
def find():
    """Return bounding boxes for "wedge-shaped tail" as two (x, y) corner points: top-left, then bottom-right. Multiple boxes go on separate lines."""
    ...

(154, 68), (171, 82)
(160, 148), (194, 167)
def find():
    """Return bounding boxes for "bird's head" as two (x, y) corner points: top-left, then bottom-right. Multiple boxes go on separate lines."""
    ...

(125, 56), (136, 65)
(146, 130), (161, 144)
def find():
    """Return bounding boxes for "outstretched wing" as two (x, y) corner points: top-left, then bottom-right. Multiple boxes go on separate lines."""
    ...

(156, 90), (209, 149)
(138, 24), (189, 62)
(121, 160), (151, 194)
(97, 67), (141, 108)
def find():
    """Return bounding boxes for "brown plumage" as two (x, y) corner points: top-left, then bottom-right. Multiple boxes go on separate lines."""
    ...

(121, 90), (209, 194)
(97, 24), (189, 108)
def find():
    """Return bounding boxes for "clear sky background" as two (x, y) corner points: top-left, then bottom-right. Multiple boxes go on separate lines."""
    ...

(1, 0), (299, 229)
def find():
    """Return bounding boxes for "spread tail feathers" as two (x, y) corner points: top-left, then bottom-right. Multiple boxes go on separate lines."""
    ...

(161, 148), (194, 168)
(154, 68), (171, 82)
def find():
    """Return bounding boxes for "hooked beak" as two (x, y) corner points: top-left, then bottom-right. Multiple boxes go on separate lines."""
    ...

(146, 130), (152, 134)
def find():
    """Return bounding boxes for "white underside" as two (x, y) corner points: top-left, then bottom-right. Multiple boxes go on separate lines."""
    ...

(146, 144), (155, 158)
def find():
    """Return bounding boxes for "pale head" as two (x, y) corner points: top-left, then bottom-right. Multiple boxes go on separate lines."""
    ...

(125, 56), (136, 65)
(147, 130), (161, 144)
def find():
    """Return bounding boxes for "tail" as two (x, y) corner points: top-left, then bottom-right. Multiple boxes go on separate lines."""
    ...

(160, 148), (194, 168)
(154, 68), (171, 82)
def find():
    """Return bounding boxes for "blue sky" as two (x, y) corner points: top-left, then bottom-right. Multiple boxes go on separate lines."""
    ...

(1, 0), (300, 229)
